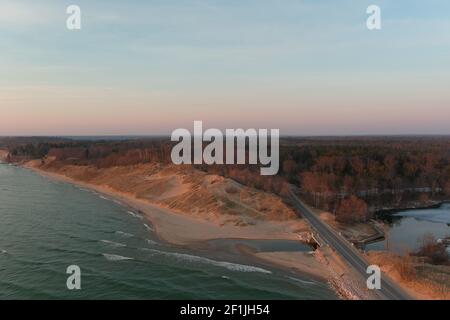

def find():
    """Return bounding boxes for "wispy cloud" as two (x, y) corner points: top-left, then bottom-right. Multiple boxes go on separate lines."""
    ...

(1, 0), (450, 135)
(0, 0), (57, 27)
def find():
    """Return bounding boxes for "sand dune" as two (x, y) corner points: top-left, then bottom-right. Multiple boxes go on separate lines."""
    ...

(31, 159), (300, 227)
(0, 150), (9, 162)
(25, 158), (309, 245)
(22, 158), (341, 293)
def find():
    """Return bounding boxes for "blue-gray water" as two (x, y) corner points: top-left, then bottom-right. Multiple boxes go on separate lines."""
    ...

(0, 163), (335, 299)
(367, 204), (450, 254)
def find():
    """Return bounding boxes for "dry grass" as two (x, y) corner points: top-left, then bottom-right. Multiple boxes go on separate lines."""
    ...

(392, 254), (417, 282)
(367, 251), (450, 300)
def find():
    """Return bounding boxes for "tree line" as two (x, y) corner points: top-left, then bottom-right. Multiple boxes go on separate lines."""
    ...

(5, 136), (450, 223)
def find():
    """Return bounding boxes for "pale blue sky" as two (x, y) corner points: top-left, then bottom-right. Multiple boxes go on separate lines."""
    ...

(1, 0), (450, 135)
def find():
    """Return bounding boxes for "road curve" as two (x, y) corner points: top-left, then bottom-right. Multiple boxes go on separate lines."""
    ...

(289, 190), (412, 300)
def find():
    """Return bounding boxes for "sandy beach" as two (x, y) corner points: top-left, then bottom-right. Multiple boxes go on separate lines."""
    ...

(26, 166), (305, 244)
(23, 163), (334, 284)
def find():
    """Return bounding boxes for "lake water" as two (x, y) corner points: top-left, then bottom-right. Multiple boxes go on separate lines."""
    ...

(0, 163), (336, 299)
(367, 204), (450, 254)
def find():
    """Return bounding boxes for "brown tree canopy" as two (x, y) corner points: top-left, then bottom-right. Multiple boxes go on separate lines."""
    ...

(336, 195), (370, 223)
(415, 233), (449, 265)
(445, 181), (450, 196)
(4, 136), (450, 214)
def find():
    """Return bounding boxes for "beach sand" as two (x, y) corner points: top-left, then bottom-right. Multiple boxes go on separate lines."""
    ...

(253, 251), (328, 281)
(24, 163), (334, 283)
(0, 150), (9, 162)
(28, 167), (305, 244)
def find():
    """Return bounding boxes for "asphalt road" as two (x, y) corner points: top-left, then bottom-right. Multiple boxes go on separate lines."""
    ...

(289, 191), (412, 300)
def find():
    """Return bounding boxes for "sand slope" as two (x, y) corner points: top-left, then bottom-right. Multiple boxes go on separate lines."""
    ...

(0, 150), (9, 162)
(33, 159), (299, 226)
(26, 158), (308, 242)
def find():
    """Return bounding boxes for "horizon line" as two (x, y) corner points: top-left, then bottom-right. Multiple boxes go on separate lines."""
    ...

(2, 133), (450, 139)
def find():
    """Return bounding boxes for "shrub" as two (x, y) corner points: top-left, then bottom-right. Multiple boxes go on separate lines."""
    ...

(336, 195), (370, 223)
(415, 233), (449, 265)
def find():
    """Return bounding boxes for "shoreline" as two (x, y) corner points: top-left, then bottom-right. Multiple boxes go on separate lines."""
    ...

(26, 165), (304, 244)
(22, 163), (335, 288)
(374, 200), (450, 220)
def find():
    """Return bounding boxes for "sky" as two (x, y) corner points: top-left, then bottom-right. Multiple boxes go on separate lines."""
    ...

(1, 0), (450, 136)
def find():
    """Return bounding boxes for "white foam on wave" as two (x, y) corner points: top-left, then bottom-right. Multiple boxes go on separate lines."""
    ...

(100, 240), (127, 247)
(102, 253), (134, 261)
(287, 276), (317, 286)
(144, 224), (154, 232)
(115, 231), (134, 237)
(0, 249), (7, 254)
(127, 211), (143, 219)
(143, 249), (271, 274)
(146, 239), (158, 246)
(100, 195), (108, 200)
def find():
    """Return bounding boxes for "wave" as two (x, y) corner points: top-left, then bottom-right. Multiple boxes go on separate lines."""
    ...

(144, 224), (154, 232)
(115, 231), (134, 238)
(146, 239), (158, 246)
(99, 196), (109, 200)
(102, 253), (134, 261)
(143, 249), (271, 274)
(100, 240), (127, 247)
(127, 211), (143, 219)
(287, 276), (317, 286)
(128, 211), (137, 217)
(0, 249), (7, 255)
